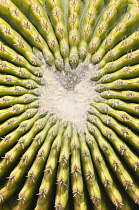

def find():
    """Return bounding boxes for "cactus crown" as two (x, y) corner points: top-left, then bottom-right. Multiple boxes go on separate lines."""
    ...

(0, 0), (139, 209)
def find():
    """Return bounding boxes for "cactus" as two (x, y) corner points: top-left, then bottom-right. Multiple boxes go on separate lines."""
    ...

(1, 0), (139, 209)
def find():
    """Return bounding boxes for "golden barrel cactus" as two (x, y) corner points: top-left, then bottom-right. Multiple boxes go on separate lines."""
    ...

(0, 0), (139, 209)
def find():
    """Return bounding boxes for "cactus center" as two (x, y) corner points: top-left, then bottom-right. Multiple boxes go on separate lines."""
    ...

(36, 49), (101, 132)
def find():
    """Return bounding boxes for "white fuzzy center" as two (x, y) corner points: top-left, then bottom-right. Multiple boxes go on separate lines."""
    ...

(35, 49), (101, 133)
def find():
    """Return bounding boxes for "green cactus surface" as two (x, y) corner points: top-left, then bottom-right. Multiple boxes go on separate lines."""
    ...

(0, 0), (139, 209)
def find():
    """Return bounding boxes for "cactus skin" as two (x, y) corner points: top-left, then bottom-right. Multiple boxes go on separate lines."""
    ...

(1, 0), (139, 210)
